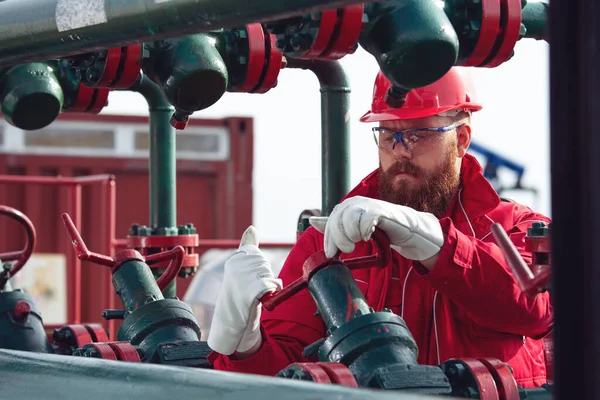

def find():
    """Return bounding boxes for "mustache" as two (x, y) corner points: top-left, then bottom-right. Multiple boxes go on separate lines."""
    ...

(385, 160), (422, 177)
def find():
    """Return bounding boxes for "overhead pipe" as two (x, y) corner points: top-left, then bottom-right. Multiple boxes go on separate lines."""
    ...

(0, 0), (375, 68)
(129, 73), (178, 298)
(0, 349), (429, 400)
(286, 59), (351, 216)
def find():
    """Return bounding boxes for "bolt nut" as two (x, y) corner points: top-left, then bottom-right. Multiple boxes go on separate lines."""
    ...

(170, 116), (188, 130)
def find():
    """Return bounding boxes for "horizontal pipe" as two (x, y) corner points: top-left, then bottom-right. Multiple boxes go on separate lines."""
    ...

(0, 0), (375, 68)
(521, 1), (549, 41)
(113, 239), (293, 249)
(0, 349), (437, 400)
(0, 174), (115, 185)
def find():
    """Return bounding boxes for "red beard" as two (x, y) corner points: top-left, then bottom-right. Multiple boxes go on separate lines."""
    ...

(378, 147), (460, 218)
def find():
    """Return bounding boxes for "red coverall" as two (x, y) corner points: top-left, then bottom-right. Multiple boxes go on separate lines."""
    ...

(209, 154), (554, 388)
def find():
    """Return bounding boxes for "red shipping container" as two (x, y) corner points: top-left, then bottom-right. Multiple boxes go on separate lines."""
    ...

(0, 113), (254, 337)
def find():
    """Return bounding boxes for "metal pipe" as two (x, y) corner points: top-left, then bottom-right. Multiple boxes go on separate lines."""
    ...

(131, 74), (177, 230)
(0, 0), (374, 68)
(548, 0), (598, 398)
(130, 73), (177, 299)
(286, 59), (351, 215)
(0, 348), (434, 400)
(521, 0), (548, 41)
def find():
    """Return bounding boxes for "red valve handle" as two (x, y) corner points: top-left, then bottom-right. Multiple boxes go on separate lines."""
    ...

(261, 228), (391, 311)
(61, 213), (184, 291)
(0, 205), (36, 278)
(490, 223), (551, 297)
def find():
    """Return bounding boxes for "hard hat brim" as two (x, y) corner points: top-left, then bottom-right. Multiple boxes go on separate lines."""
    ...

(359, 104), (482, 123)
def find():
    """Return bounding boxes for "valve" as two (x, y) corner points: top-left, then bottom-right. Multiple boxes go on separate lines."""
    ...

(61, 213), (203, 364)
(51, 323), (109, 355)
(445, 0), (525, 67)
(127, 223), (200, 281)
(58, 67), (111, 114)
(296, 209), (322, 241)
(142, 34), (229, 130)
(0, 205), (52, 354)
(490, 222), (551, 296)
(217, 24), (285, 94)
(360, 0), (460, 108)
(0, 62), (64, 130)
(265, 6), (364, 60)
(262, 228), (552, 399)
(62, 45), (142, 90)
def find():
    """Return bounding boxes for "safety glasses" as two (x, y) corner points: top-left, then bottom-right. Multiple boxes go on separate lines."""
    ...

(372, 122), (464, 155)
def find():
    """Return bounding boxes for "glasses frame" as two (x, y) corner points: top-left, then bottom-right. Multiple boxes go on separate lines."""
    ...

(372, 122), (464, 154)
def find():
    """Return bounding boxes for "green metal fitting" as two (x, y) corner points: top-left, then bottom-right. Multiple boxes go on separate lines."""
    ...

(0, 62), (64, 130)
(527, 222), (549, 237)
(360, 0), (459, 107)
(521, 0), (548, 41)
(112, 260), (164, 315)
(143, 34), (229, 122)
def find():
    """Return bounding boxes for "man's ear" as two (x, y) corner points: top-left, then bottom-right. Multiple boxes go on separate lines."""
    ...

(456, 124), (472, 157)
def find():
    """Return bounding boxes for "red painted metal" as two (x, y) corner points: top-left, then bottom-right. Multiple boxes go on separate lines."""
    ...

(318, 362), (359, 387)
(0, 205), (36, 277)
(0, 174), (116, 331)
(320, 5), (364, 60)
(0, 114), (255, 340)
(455, 358), (500, 400)
(483, 0), (522, 68)
(107, 341), (142, 362)
(238, 24), (267, 92)
(114, 45), (143, 89)
(462, 0), (502, 66)
(477, 358), (520, 400)
(127, 234), (199, 269)
(96, 48), (123, 88)
(63, 212), (185, 291)
(302, 10), (338, 58)
(252, 32), (283, 93)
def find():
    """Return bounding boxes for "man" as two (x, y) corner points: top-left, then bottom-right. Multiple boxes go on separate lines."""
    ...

(206, 67), (553, 389)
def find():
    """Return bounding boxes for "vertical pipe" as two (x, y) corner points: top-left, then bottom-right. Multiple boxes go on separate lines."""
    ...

(130, 74), (177, 298)
(548, 0), (599, 398)
(286, 59), (351, 215)
(70, 184), (82, 323)
(105, 177), (117, 340)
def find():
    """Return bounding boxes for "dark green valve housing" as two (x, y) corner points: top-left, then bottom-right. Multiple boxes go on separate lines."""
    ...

(360, 0), (459, 108)
(0, 62), (64, 130)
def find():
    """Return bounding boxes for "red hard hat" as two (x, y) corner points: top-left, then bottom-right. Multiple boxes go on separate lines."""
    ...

(360, 67), (482, 122)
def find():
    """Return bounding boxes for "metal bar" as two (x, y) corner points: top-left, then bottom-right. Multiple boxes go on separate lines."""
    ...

(0, 348), (433, 400)
(0, 174), (114, 185)
(0, 0), (374, 68)
(548, 0), (599, 398)
(104, 177), (117, 340)
(286, 59), (351, 215)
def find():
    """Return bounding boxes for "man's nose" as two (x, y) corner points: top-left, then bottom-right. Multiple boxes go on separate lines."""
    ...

(392, 143), (412, 160)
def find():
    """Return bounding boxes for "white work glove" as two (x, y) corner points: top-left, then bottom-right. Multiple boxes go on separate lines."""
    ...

(309, 196), (444, 261)
(207, 226), (283, 355)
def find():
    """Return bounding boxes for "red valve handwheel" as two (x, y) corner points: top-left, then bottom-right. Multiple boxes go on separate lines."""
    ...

(0, 205), (36, 278)
(61, 212), (184, 291)
(260, 228), (391, 310)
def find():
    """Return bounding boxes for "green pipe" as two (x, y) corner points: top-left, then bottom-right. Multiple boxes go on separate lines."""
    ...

(521, 1), (549, 41)
(0, 0), (373, 68)
(286, 59), (351, 216)
(0, 349), (425, 400)
(130, 74), (177, 299)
